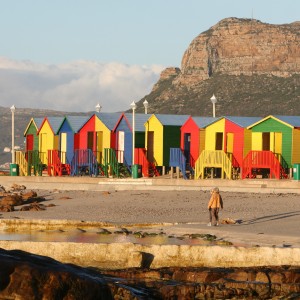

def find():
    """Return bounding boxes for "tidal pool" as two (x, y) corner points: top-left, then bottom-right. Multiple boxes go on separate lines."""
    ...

(0, 229), (219, 246)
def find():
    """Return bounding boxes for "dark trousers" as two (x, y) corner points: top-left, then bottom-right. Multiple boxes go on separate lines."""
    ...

(209, 208), (219, 225)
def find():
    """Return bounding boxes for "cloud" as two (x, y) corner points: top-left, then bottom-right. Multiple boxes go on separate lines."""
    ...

(0, 57), (164, 112)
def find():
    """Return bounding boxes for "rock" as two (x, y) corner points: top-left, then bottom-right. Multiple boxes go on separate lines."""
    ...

(21, 190), (37, 200)
(10, 184), (26, 191)
(221, 217), (237, 224)
(0, 204), (14, 212)
(20, 202), (46, 211)
(0, 194), (23, 206)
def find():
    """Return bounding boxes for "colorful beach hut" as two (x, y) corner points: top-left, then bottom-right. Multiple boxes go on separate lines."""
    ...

(194, 116), (260, 179)
(244, 115), (300, 179)
(113, 113), (149, 165)
(37, 117), (64, 164)
(15, 117), (44, 176)
(57, 115), (90, 164)
(24, 117), (44, 152)
(144, 114), (189, 173)
(180, 116), (216, 168)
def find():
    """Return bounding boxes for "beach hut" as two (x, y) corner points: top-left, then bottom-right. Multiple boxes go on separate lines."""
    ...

(180, 116), (216, 168)
(113, 113), (149, 165)
(144, 114), (189, 173)
(57, 115), (90, 164)
(74, 112), (121, 176)
(244, 115), (300, 179)
(24, 117), (44, 152)
(194, 116), (260, 179)
(15, 117), (44, 176)
(37, 117), (64, 165)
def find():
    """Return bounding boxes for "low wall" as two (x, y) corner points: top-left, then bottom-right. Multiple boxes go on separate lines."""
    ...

(1, 176), (300, 193)
(0, 240), (299, 269)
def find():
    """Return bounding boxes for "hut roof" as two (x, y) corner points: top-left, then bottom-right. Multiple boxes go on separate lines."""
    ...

(154, 114), (190, 126)
(225, 116), (261, 128)
(191, 116), (219, 128)
(61, 115), (90, 133)
(124, 113), (151, 131)
(95, 112), (122, 130)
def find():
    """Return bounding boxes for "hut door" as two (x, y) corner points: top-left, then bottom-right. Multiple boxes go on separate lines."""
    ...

(26, 134), (34, 151)
(60, 133), (67, 163)
(147, 131), (154, 163)
(87, 132), (94, 151)
(262, 132), (270, 150)
(274, 132), (282, 155)
(226, 133), (234, 153)
(40, 133), (47, 164)
(117, 131), (124, 163)
(96, 131), (103, 162)
(215, 132), (223, 150)
(184, 133), (191, 163)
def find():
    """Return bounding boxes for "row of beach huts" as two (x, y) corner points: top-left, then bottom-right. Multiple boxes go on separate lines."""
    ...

(13, 112), (300, 180)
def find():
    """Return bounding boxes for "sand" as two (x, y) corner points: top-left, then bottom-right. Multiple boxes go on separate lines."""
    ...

(1, 188), (300, 248)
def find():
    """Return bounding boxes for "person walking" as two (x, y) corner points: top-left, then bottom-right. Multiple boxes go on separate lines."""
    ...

(207, 187), (223, 226)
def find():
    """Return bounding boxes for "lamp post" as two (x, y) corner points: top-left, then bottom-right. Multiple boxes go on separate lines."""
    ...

(10, 105), (16, 164)
(130, 101), (137, 174)
(143, 99), (149, 114)
(95, 103), (102, 113)
(210, 94), (217, 118)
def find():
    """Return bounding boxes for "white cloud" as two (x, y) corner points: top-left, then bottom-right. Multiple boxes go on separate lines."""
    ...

(0, 57), (164, 112)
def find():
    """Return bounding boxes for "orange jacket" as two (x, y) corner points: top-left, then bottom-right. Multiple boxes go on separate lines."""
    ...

(208, 193), (223, 209)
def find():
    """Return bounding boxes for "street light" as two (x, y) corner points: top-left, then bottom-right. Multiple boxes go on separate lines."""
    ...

(10, 105), (16, 164)
(143, 99), (149, 114)
(210, 94), (217, 118)
(130, 101), (137, 173)
(95, 103), (102, 113)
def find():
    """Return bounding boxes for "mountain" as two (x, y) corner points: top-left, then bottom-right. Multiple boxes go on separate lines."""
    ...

(134, 18), (300, 116)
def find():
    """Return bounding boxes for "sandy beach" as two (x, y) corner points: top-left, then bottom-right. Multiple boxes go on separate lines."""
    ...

(2, 188), (300, 248)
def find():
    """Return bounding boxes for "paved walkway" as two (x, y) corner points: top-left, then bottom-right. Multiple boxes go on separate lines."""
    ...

(1, 175), (300, 193)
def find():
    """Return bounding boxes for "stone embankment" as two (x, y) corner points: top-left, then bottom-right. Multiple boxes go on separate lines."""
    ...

(1, 247), (300, 299)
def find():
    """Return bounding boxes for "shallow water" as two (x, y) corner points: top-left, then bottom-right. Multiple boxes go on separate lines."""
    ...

(0, 230), (215, 246)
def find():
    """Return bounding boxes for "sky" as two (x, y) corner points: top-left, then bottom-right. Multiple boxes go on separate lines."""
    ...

(0, 0), (299, 113)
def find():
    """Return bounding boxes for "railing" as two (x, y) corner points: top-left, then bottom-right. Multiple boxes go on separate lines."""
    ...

(103, 148), (119, 177)
(242, 150), (288, 179)
(47, 150), (71, 176)
(27, 150), (44, 176)
(134, 148), (160, 177)
(169, 148), (188, 179)
(194, 150), (232, 180)
(70, 149), (98, 176)
(135, 148), (149, 177)
(15, 151), (28, 176)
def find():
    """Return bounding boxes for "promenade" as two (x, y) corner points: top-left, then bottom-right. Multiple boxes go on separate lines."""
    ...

(1, 175), (300, 193)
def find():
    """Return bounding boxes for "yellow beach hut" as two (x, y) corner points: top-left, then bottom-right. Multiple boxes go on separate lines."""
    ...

(37, 117), (64, 165)
(144, 114), (189, 174)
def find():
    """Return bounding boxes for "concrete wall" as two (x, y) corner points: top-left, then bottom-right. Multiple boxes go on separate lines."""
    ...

(0, 240), (299, 270)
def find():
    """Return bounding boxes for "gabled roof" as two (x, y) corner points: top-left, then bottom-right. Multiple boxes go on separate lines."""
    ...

(38, 117), (64, 134)
(24, 117), (44, 136)
(247, 115), (300, 129)
(124, 113), (151, 131)
(190, 116), (220, 128)
(95, 112), (122, 130)
(58, 115), (90, 133)
(224, 116), (261, 128)
(272, 115), (300, 128)
(153, 114), (190, 126)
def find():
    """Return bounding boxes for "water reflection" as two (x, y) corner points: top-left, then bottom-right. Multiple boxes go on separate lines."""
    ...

(0, 230), (215, 246)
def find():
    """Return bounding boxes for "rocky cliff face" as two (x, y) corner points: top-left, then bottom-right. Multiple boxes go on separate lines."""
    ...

(177, 18), (300, 85)
(136, 18), (300, 117)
